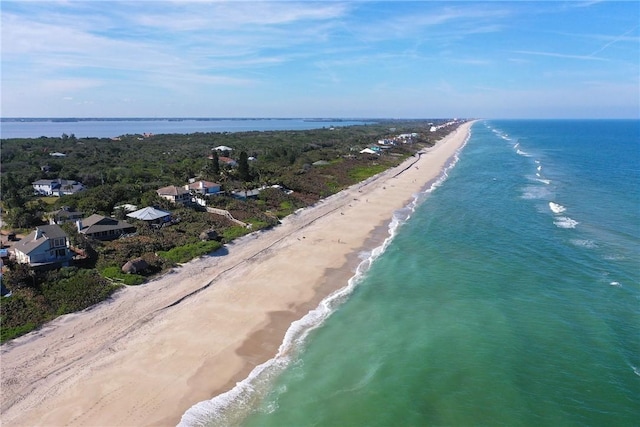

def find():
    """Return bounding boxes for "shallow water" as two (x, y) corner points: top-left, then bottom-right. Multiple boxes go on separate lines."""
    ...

(185, 120), (640, 426)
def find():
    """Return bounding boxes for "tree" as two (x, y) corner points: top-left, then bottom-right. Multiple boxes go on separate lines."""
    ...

(3, 262), (37, 290)
(1, 173), (27, 210)
(238, 151), (250, 182)
(209, 150), (220, 176)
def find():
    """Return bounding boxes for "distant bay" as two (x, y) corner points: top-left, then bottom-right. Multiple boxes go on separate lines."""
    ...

(0, 118), (374, 139)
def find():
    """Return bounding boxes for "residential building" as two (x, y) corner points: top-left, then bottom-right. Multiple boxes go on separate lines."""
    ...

(77, 214), (136, 241)
(32, 178), (85, 197)
(47, 206), (83, 225)
(13, 225), (72, 269)
(157, 185), (191, 205)
(185, 180), (222, 196)
(218, 157), (238, 167)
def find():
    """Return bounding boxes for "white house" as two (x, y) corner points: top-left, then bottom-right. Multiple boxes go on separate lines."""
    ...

(360, 148), (379, 155)
(13, 225), (72, 268)
(213, 145), (234, 152)
(185, 180), (222, 196)
(32, 178), (85, 197)
(157, 185), (191, 205)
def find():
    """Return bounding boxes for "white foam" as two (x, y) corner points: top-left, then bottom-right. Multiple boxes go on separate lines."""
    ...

(178, 137), (471, 426)
(549, 202), (566, 214)
(521, 185), (551, 200)
(516, 149), (531, 157)
(536, 178), (551, 185)
(554, 217), (579, 229)
(570, 239), (597, 249)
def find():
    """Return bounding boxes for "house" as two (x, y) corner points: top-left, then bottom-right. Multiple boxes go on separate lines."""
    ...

(77, 214), (136, 241)
(13, 225), (72, 269)
(185, 180), (222, 196)
(213, 145), (233, 152)
(127, 206), (172, 225)
(359, 148), (379, 155)
(157, 185), (191, 205)
(218, 157), (238, 167)
(377, 139), (395, 146)
(47, 206), (83, 225)
(32, 178), (85, 197)
(231, 189), (262, 199)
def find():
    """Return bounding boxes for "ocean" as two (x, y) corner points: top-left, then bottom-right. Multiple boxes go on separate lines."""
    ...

(181, 120), (639, 426)
(0, 118), (371, 139)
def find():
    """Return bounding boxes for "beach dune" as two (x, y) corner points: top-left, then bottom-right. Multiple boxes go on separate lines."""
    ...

(0, 121), (473, 426)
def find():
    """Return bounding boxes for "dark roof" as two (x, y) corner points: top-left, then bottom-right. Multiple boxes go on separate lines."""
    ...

(51, 207), (83, 218)
(13, 225), (68, 255)
(79, 214), (135, 235)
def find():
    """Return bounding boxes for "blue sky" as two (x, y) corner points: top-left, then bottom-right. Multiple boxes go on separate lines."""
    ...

(1, 1), (638, 118)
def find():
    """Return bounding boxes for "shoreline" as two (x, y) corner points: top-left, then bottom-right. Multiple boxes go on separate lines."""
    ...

(0, 121), (474, 427)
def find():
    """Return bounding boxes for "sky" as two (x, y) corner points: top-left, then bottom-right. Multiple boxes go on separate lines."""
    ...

(1, 1), (638, 119)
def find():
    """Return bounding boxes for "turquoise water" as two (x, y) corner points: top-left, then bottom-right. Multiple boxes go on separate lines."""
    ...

(183, 120), (640, 426)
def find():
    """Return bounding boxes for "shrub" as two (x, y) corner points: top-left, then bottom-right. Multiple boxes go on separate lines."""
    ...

(100, 266), (146, 286)
(158, 240), (223, 264)
(222, 225), (251, 242)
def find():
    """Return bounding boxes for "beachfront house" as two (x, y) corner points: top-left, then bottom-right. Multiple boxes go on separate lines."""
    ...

(157, 185), (191, 205)
(13, 225), (72, 269)
(185, 180), (222, 196)
(77, 214), (136, 241)
(126, 206), (172, 227)
(32, 178), (85, 197)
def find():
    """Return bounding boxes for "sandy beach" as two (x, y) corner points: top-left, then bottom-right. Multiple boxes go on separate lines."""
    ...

(1, 121), (473, 427)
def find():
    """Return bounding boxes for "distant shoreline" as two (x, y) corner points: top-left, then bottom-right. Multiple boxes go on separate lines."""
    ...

(0, 117), (381, 139)
(1, 117), (375, 122)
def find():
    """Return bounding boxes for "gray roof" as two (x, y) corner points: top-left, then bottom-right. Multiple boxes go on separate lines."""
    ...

(79, 214), (135, 235)
(50, 207), (83, 218)
(13, 225), (68, 255)
(127, 206), (171, 221)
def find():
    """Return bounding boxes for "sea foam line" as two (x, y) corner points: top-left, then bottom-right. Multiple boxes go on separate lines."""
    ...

(554, 217), (579, 229)
(178, 132), (470, 427)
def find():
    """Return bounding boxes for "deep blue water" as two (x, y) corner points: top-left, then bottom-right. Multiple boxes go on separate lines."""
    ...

(182, 120), (639, 426)
(0, 118), (371, 139)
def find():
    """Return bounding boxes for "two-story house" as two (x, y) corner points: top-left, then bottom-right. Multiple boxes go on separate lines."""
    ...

(13, 225), (73, 269)
(32, 178), (85, 197)
(157, 185), (191, 205)
(185, 180), (222, 196)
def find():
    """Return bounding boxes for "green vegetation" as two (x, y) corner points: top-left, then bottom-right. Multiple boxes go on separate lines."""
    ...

(349, 164), (391, 181)
(222, 225), (252, 241)
(101, 266), (146, 286)
(158, 241), (223, 264)
(0, 119), (462, 343)
(1, 267), (121, 342)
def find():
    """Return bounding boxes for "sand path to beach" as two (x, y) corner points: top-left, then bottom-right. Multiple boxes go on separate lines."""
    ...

(1, 121), (473, 427)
